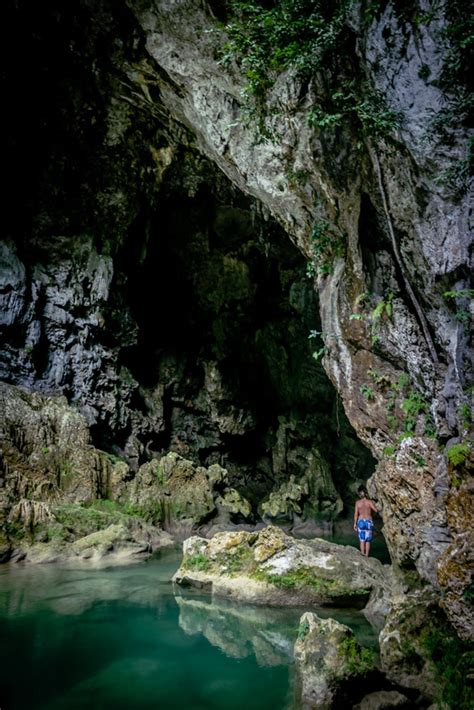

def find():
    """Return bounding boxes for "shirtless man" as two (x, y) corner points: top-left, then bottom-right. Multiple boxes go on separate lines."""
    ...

(353, 486), (378, 557)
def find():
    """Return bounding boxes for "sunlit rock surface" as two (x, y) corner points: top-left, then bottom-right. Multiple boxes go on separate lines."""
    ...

(173, 525), (396, 614)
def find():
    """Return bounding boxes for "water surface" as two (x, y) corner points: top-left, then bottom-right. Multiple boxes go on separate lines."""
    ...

(0, 548), (378, 710)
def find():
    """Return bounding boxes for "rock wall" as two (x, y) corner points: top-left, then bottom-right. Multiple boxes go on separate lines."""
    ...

(122, 0), (472, 638)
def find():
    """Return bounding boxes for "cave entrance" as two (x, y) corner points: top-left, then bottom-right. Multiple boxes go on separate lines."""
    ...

(107, 148), (376, 521)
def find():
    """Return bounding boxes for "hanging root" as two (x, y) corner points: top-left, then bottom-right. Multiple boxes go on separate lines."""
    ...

(369, 142), (438, 364)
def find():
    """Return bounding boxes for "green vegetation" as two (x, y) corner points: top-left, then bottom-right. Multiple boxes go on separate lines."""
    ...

(50, 499), (160, 540)
(458, 403), (472, 427)
(219, 545), (254, 574)
(442, 286), (473, 327)
(367, 369), (391, 388)
(220, 0), (400, 138)
(382, 445), (395, 458)
(360, 384), (375, 401)
(308, 328), (326, 361)
(429, 0), (473, 198)
(103, 451), (128, 465)
(446, 442), (471, 467)
(183, 552), (212, 572)
(306, 219), (347, 276)
(298, 618), (310, 641)
(252, 566), (370, 598)
(401, 392), (427, 434)
(46, 524), (69, 542)
(350, 291), (395, 345)
(154, 463), (166, 486)
(413, 454), (425, 468)
(422, 627), (474, 710)
(369, 292), (393, 345)
(443, 288), (474, 300)
(337, 634), (376, 676)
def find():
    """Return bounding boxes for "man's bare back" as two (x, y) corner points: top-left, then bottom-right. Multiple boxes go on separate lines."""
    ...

(353, 487), (378, 557)
(355, 498), (377, 520)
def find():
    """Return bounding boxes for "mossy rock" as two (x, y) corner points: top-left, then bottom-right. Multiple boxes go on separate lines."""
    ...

(174, 525), (384, 608)
(294, 612), (378, 708)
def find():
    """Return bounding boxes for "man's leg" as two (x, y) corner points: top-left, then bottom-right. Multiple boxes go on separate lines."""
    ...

(364, 542), (371, 557)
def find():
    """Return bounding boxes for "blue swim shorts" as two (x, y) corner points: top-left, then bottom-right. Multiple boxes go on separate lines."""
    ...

(357, 519), (374, 542)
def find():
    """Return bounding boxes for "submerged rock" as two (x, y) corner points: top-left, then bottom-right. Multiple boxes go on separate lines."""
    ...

(353, 690), (411, 710)
(294, 612), (378, 708)
(173, 525), (393, 612)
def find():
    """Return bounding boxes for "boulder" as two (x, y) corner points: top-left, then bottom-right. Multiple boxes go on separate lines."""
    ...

(173, 525), (394, 611)
(294, 611), (377, 708)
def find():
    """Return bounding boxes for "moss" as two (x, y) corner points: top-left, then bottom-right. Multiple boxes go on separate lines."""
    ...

(337, 635), (376, 677)
(298, 618), (310, 640)
(46, 524), (69, 542)
(421, 627), (474, 710)
(251, 566), (370, 597)
(216, 544), (254, 575)
(183, 553), (212, 572)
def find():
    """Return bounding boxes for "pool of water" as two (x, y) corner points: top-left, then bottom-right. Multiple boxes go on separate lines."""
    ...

(0, 548), (378, 710)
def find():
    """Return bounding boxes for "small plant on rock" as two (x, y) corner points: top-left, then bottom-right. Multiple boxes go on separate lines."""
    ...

(184, 553), (211, 572)
(446, 443), (471, 468)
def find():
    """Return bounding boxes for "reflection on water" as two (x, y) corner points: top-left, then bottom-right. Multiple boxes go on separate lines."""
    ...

(0, 547), (378, 710)
(176, 596), (297, 666)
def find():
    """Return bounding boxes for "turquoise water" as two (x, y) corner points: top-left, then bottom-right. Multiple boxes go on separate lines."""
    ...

(0, 548), (378, 710)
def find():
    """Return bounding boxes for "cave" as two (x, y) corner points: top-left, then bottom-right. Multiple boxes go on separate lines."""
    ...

(0, 0), (377, 523)
(1, 2), (472, 707)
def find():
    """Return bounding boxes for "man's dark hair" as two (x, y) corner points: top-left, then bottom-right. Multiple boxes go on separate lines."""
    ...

(357, 485), (368, 495)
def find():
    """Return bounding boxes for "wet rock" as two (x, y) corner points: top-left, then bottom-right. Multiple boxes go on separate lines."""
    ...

(294, 612), (377, 708)
(173, 525), (395, 611)
(19, 523), (172, 565)
(353, 690), (411, 710)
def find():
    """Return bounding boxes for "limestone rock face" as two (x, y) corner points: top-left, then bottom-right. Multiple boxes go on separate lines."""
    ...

(260, 448), (343, 524)
(123, 0), (472, 636)
(1, 0), (472, 649)
(127, 452), (252, 531)
(0, 381), (174, 562)
(379, 593), (443, 700)
(173, 525), (394, 610)
(0, 381), (114, 508)
(294, 612), (377, 709)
